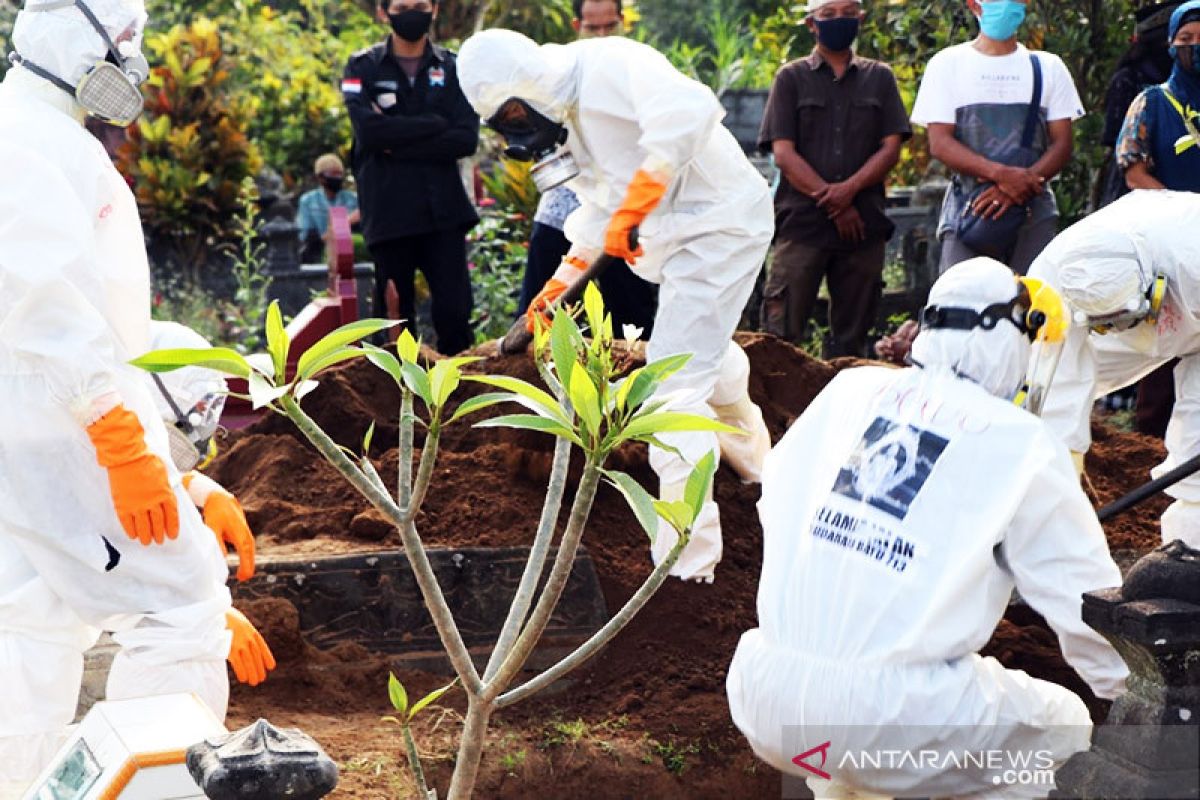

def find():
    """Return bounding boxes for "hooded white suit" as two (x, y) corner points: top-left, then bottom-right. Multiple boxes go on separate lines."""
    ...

(1029, 190), (1200, 547)
(0, 0), (231, 790)
(459, 30), (774, 581)
(726, 259), (1128, 799)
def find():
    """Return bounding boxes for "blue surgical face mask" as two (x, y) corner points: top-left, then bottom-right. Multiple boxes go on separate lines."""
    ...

(1170, 43), (1200, 75)
(978, 0), (1026, 41)
(814, 16), (860, 52)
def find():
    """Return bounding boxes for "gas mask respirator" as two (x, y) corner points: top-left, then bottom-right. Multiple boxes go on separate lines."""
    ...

(9, 0), (148, 126)
(486, 96), (580, 193)
(152, 373), (224, 472)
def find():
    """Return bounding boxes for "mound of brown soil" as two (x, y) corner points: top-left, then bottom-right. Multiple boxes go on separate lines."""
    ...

(215, 334), (1166, 796)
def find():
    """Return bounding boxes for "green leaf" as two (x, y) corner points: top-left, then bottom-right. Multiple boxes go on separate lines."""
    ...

(621, 411), (741, 442)
(396, 328), (420, 364)
(446, 392), (515, 425)
(363, 343), (403, 385)
(248, 371), (289, 410)
(582, 280), (605, 337)
(643, 352), (693, 381)
(130, 347), (251, 379)
(464, 375), (569, 425)
(408, 678), (458, 722)
(603, 469), (660, 544)
(295, 346), (365, 382)
(568, 363), (602, 437)
(683, 450), (717, 521)
(653, 499), (694, 535)
(363, 421), (376, 454)
(296, 318), (399, 381)
(475, 414), (583, 447)
(401, 361), (432, 405)
(387, 672), (408, 716)
(550, 309), (582, 390)
(428, 360), (462, 408)
(265, 300), (289, 379)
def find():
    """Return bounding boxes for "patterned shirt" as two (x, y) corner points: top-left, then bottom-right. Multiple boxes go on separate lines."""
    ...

(533, 185), (582, 230)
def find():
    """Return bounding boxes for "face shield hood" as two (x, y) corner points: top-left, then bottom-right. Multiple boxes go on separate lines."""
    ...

(459, 29), (582, 192)
(10, 0), (149, 126)
(1057, 228), (1165, 342)
(910, 257), (1032, 400)
(146, 321), (227, 471)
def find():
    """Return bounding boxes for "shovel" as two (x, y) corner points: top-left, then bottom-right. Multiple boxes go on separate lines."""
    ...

(1097, 450), (1200, 522)
(499, 229), (638, 355)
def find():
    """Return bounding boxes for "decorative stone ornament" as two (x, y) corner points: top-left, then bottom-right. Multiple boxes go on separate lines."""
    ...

(1051, 540), (1200, 799)
(186, 718), (339, 800)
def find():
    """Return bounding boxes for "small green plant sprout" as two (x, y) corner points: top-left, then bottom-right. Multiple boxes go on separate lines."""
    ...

(383, 673), (458, 800)
(131, 281), (736, 799)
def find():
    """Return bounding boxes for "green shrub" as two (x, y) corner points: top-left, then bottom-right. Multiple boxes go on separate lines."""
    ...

(119, 17), (262, 282)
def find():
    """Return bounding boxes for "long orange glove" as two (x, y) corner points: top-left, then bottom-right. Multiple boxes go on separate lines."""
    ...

(525, 255), (588, 333)
(86, 405), (179, 546)
(604, 169), (668, 264)
(226, 608), (276, 687)
(184, 473), (256, 582)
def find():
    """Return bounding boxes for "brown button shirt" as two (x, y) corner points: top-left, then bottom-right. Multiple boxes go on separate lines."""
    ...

(760, 50), (912, 249)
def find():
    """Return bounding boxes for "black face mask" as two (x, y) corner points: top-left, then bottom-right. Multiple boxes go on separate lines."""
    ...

(486, 97), (568, 162)
(388, 9), (433, 42)
(320, 176), (344, 192)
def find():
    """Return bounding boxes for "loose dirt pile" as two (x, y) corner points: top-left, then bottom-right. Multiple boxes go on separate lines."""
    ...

(214, 334), (1166, 797)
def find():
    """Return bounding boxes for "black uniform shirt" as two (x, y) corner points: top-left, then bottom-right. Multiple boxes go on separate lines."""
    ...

(343, 38), (480, 245)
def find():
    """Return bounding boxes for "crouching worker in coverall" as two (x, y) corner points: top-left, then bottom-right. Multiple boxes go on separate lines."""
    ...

(1029, 189), (1200, 548)
(727, 258), (1128, 799)
(0, 0), (271, 791)
(458, 29), (774, 583)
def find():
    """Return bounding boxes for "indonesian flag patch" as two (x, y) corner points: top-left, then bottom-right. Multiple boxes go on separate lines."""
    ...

(341, 78), (362, 94)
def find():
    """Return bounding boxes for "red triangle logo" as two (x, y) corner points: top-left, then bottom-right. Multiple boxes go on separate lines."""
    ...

(792, 741), (832, 780)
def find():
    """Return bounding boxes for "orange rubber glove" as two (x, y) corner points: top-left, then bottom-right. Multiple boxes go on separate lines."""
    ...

(226, 608), (276, 687)
(604, 169), (668, 264)
(525, 255), (588, 333)
(184, 473), (256, 582)
(86, 405), (179, 546)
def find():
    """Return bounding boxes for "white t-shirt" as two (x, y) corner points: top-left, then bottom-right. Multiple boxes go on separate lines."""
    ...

(911, 42), (1085, 232)
(911, 42), (1084, 126)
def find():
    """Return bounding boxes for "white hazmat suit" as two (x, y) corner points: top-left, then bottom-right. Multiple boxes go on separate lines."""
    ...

(458, 30), (774, 582)
(1029, 190), (1200, 548)
(726, 258), (1128, 799)
(0, 0), (232, 790)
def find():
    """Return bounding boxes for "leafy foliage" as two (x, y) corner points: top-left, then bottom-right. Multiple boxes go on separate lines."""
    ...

(118, 17), (262, 281)
(217, 0), (377, 187)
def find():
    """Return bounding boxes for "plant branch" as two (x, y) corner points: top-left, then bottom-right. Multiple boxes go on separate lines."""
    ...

(399, 390), (414, 508)
(497, 533), (687, 708)
(446, 698), (492, 800)
(483, 433), (572, 683)
(402, 723), (431, 798)
(281, 396), (482, 694)
(482, 459), (602, 701)
(404, 421), (440, 521)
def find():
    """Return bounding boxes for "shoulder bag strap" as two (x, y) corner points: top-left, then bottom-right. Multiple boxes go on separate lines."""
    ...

(1020, 53), (1044, 149)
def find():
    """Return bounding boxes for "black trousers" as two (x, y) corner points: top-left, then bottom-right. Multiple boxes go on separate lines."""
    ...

(518, 221), (658, 335)
(368, 230), (474, 355)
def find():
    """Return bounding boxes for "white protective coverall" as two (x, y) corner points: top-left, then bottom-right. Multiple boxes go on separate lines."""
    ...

(458, 30), (774, 582)
(1029, 190), (1200, 548)
(726, 258), (1128, 799)
(0, 0), (232, 789)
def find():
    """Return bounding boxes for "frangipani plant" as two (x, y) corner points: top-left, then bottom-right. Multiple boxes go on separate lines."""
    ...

(133, 283), (738, 798)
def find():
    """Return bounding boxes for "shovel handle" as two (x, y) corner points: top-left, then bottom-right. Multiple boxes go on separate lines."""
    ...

(500, 229), (639, 355)
(1097, 449), (1200, 522)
